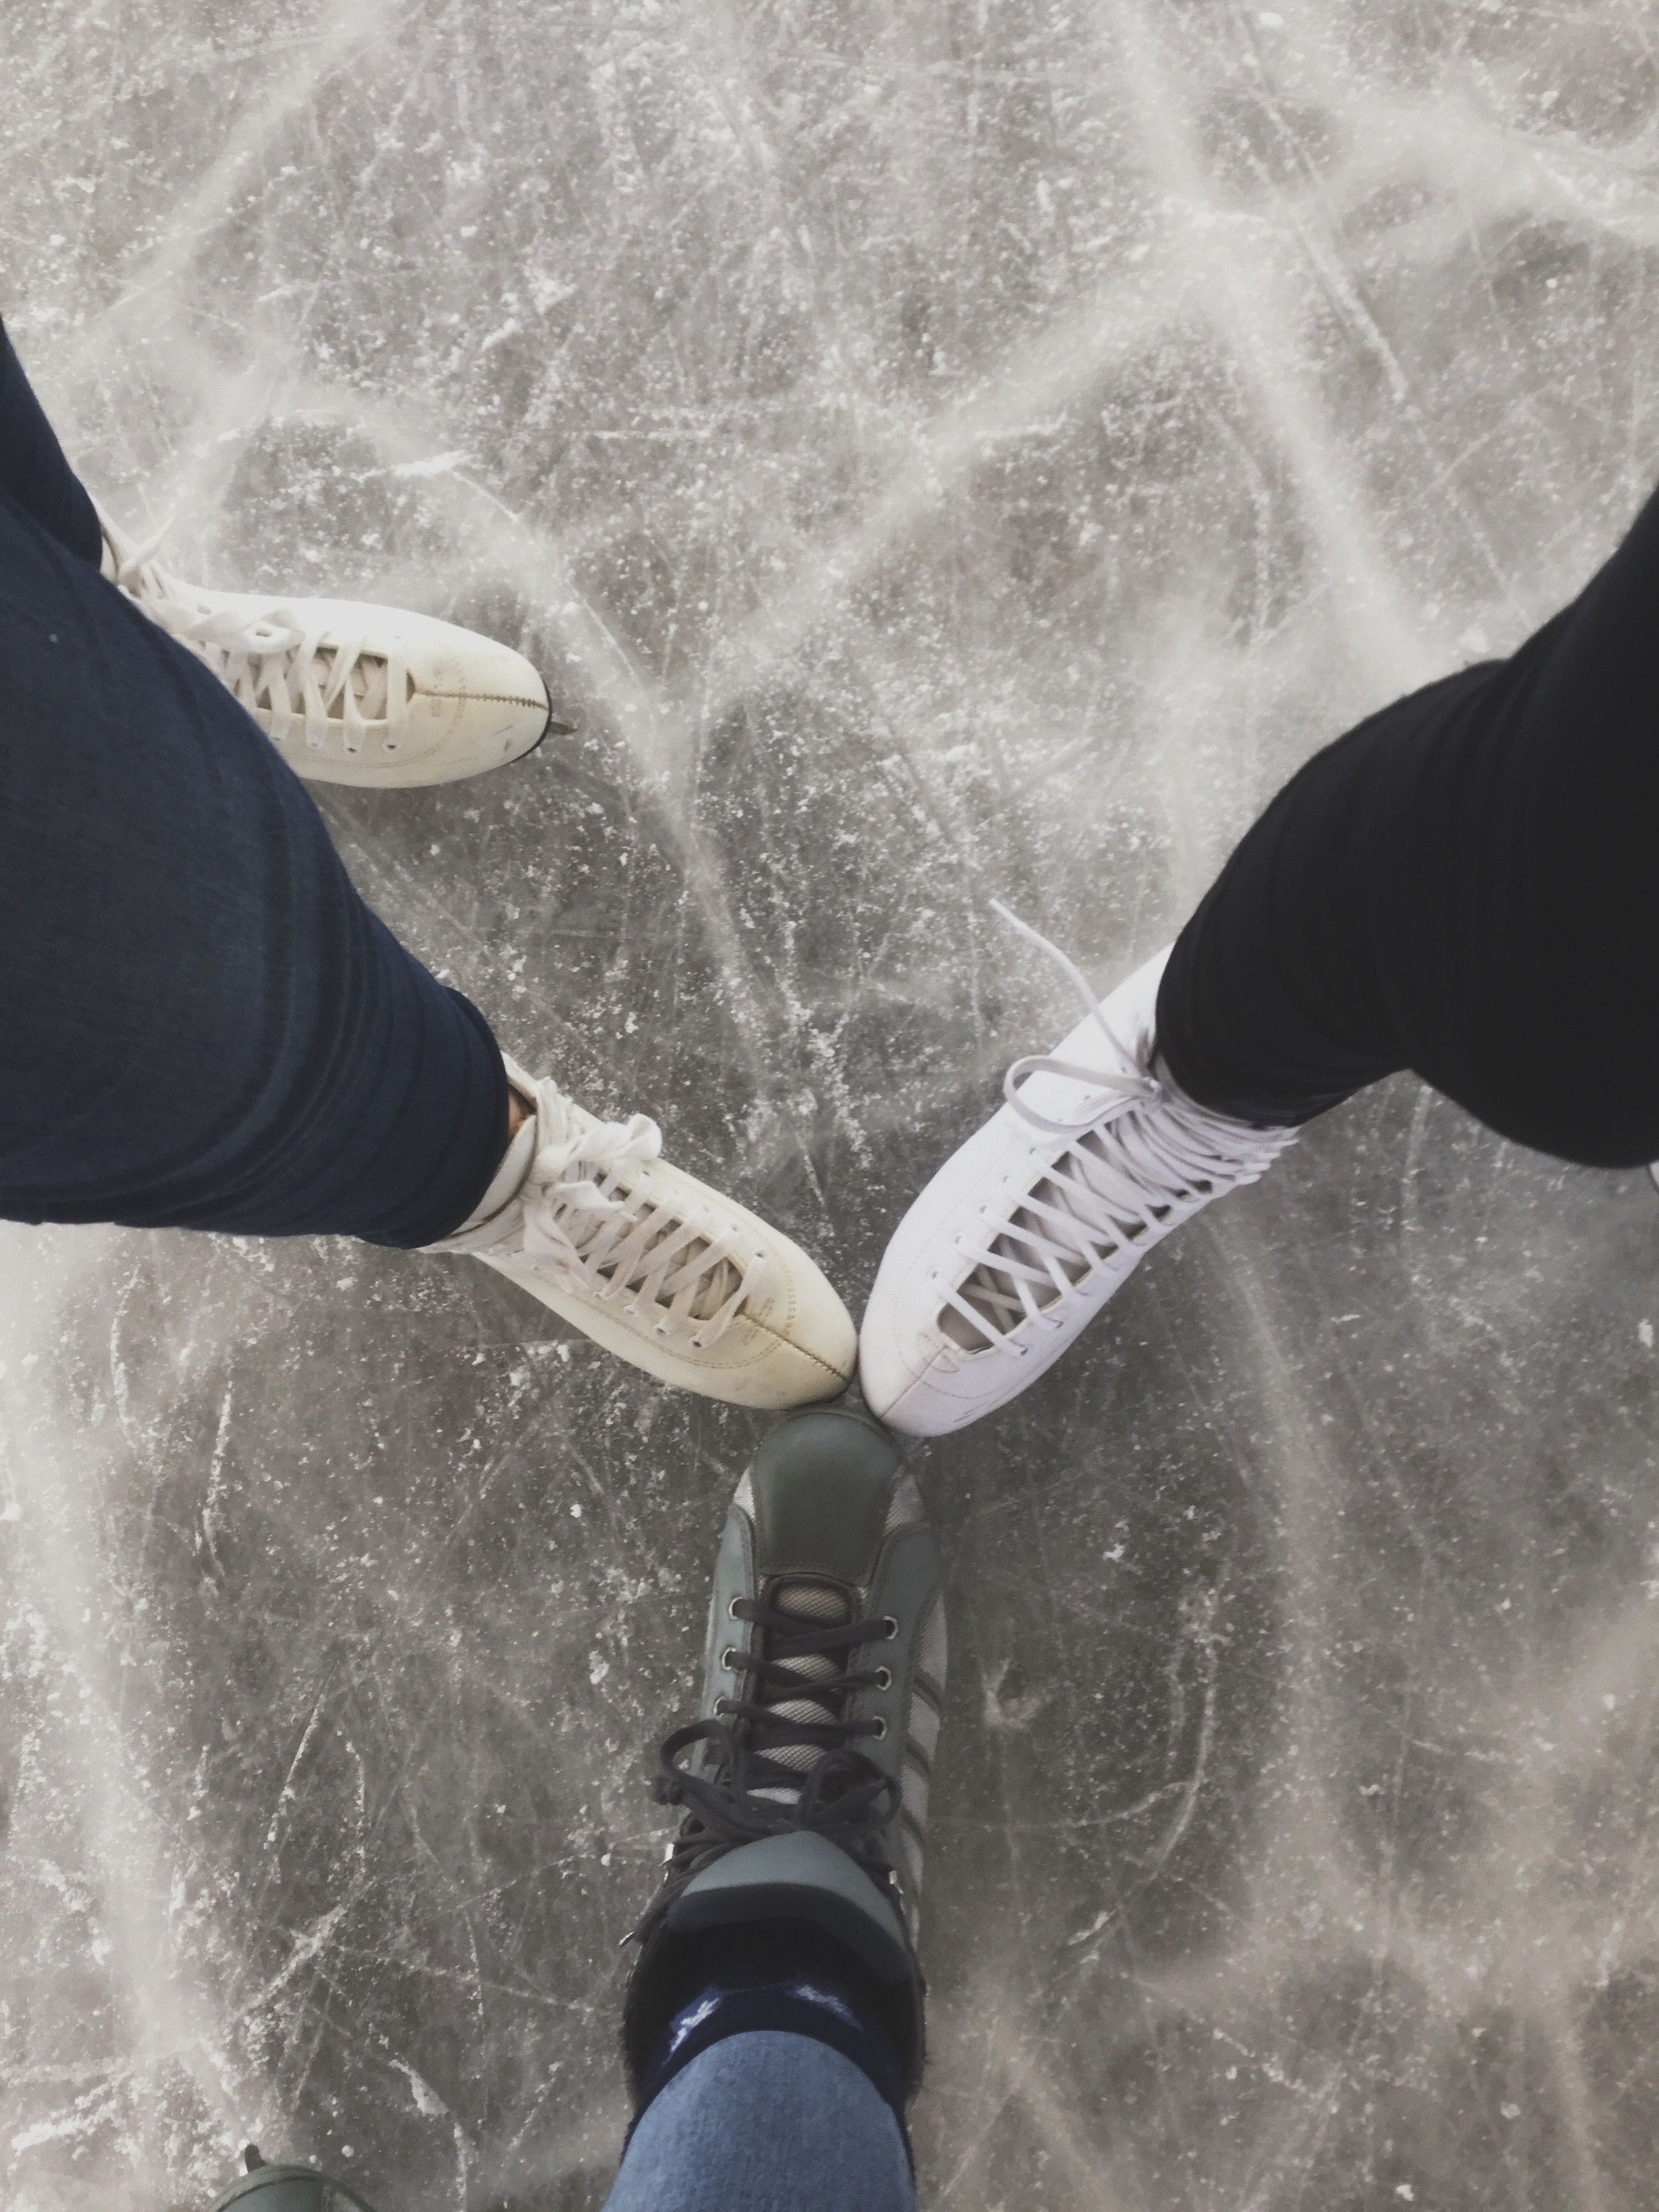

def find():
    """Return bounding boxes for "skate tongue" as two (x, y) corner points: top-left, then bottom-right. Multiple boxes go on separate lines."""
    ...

(753, 1579), (852, 1791)
(773, 1579), (849, 1626)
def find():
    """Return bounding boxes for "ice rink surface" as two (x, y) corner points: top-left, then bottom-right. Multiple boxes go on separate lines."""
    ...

(4, 1), (1659, 2205)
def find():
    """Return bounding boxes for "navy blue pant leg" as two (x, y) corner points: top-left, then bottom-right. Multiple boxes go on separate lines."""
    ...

(0, 319), (100, 565)
(0, 333), (506, 1245)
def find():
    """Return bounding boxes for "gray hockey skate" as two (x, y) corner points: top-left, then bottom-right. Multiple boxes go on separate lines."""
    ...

(207, 2146), (380, 2212)
(622, 1403), (947, 2097)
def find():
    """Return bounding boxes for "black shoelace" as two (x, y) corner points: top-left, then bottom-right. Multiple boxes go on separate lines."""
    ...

(633, 1593), (899, 1943)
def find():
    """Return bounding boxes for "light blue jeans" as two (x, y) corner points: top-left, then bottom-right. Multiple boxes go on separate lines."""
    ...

(604, 2031), (915, 2212)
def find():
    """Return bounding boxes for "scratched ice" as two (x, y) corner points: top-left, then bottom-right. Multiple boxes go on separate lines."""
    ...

(3, 3), (1659, 2207)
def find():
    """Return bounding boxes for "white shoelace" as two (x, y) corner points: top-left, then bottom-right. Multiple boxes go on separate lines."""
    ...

(940, 907), (1296, 1355)
(452, 1080), (766, 1351)
(102, 514), (409, 754)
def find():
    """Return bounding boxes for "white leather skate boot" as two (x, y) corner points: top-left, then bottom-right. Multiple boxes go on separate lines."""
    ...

(428, 1057), (857, 1408)
(99, 508), (560, 787)
(860, 907), (1298, 1435)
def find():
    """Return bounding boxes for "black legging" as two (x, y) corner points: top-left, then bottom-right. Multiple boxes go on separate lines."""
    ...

(1156, 480), (1659, 1168)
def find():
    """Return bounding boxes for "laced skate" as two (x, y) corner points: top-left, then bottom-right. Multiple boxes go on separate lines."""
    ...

(428, 1056), (857, 1406)
(622, 1407), (944, 2104)
(207, 2146), (380, 2212)
(98, 506), (559, 787)
(643, 1577), (899, 1919)
(859, 908), (1297, 1435)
